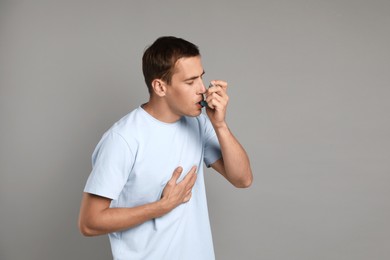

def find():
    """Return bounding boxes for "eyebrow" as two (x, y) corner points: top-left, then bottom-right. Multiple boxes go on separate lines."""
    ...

(184, 71), (205, 82)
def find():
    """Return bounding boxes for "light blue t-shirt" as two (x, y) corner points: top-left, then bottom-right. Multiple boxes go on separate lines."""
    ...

(84, 106), (221, 260)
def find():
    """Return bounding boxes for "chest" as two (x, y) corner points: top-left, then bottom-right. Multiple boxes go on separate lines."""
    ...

(122, 121), (204, 205)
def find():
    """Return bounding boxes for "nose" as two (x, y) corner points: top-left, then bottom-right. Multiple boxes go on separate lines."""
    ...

(198, 80), (206, 94)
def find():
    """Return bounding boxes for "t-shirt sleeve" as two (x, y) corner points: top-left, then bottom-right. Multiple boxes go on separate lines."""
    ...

(202, 116), (222, 167)
(84, 131), (135, 200)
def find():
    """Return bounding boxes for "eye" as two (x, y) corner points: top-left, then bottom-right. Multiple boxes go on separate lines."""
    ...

(187, 81), (195, 85)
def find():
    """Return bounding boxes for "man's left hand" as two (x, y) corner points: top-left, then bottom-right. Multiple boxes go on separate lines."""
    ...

(205, 80), (229, 129)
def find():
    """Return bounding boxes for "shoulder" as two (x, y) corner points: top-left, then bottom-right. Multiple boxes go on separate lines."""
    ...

(111, 106), (154, 134)
(100, 107), (144, 150)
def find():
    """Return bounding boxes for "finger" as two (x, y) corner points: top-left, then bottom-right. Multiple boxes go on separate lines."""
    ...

(205, 93), (219, 109)
(207, 85), (225, 95)
(210, 80), (228, 91)
(206, 92), (222, 104)
(207, 95), (228, 111)
(183, 166), (197, 180)
(206, 87), (228, 105)
(188, 168), (197, 183)
(169, 166), (183, 184)
(183, 192), (192, 203)
(181, 166), (197, 187)
(187, 172), (197, 188)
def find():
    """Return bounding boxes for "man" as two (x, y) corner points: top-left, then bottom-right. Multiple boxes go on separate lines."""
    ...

(78, 36), (252, 260)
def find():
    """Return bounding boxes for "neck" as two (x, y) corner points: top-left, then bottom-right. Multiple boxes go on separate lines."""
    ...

(142, 97), (181, 123)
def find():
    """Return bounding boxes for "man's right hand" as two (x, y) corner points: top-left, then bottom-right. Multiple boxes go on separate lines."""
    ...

(78, 166), (197, 236)
(160, 166), (197, 212)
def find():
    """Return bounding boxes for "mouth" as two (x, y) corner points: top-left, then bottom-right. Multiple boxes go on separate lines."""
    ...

(197, 100), (206, 107)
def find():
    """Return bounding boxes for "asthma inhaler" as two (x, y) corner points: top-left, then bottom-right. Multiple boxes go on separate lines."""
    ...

(200, 83), (215, 108)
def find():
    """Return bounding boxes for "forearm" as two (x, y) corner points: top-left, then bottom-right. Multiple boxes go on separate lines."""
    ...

(79, 167), (196, 236)
(79, 193), (169, 236)
(214, 123), (253, 188)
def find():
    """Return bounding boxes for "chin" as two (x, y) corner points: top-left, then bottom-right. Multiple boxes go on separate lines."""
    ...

(187, 109), (202, 117)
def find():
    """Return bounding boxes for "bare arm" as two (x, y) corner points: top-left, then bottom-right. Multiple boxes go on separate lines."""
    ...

(78, 166), (197, 236)
(206, 80), (253, 188)
(210, 127), (252, 188)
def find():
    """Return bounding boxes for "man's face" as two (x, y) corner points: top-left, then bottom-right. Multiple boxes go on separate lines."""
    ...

(164, 56), (206, 118)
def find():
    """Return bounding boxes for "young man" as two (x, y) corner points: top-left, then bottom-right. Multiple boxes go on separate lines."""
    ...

(78, 36), (252, 260)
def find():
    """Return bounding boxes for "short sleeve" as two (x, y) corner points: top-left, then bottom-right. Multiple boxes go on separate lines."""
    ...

(84, 131), (135, 200)
(202, 116), (222, 167)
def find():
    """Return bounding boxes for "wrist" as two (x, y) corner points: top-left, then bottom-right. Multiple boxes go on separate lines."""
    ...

(213, 121), (229, 132)
(156, 197), (173, 216)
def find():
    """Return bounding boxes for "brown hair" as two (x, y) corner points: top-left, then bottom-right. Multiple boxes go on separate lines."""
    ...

(142, 36), (200, 94)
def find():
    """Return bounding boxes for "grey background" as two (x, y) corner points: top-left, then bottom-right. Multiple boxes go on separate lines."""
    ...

(1, 0), (389, 259)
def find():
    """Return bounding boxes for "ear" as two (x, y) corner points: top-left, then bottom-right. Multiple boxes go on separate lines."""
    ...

(151, 79), (167, 97)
